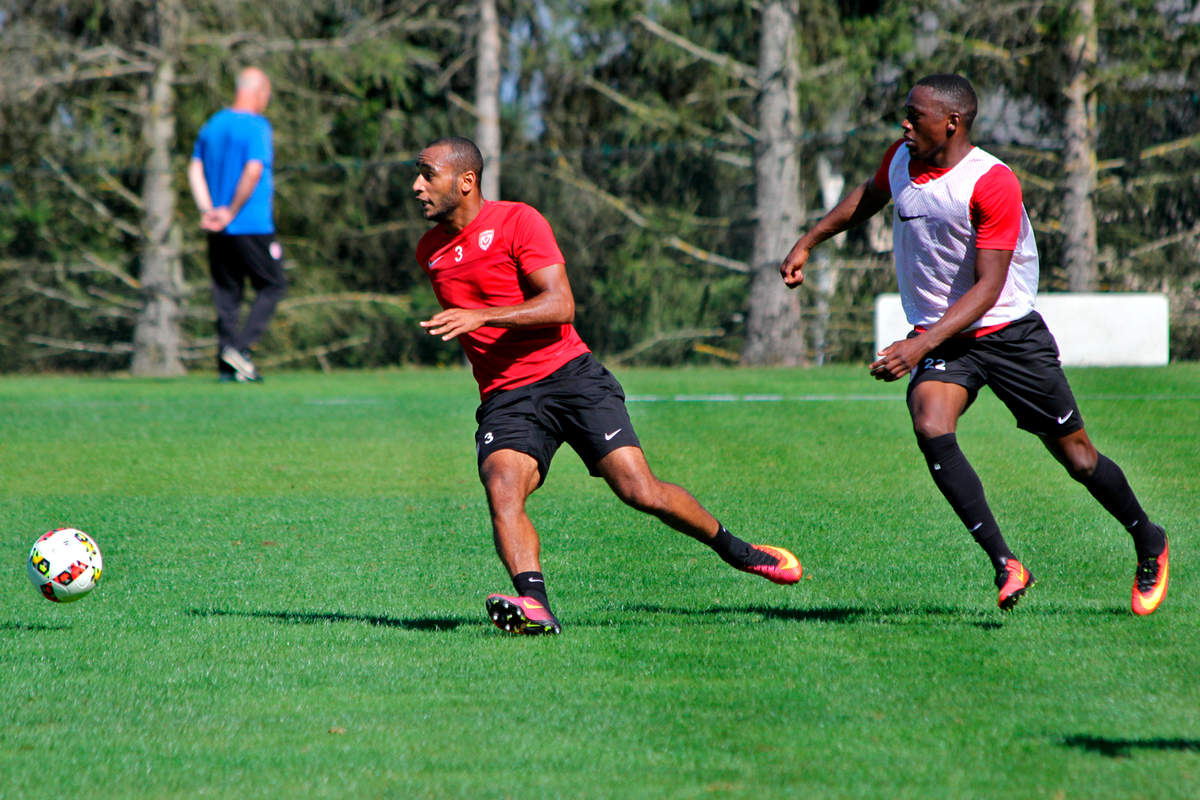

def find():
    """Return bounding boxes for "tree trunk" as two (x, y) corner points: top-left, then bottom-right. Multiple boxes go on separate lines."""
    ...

(809, 154), (845, 364)
(1062, 0), (1098, 291)
(742, 0), (804, 365)
(131, 0), (185, 376)
(476, 0), (502, 201)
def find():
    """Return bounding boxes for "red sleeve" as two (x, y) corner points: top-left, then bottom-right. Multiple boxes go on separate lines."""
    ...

(510, 205), (565, 275)
(871, 140), (904, 196)
(971, 164), (1023, 250)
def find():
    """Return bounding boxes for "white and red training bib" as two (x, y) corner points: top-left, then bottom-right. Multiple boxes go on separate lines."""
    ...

(873, 141), (1040, 332)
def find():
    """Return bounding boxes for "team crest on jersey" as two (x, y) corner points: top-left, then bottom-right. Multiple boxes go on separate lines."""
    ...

(478, 229), (494, 251)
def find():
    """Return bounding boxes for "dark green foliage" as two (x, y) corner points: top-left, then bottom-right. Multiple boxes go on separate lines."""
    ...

(1, 0), (1198, 371)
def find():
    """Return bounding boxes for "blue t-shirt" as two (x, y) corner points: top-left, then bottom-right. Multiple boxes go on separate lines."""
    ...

(191, 109), (274, 235)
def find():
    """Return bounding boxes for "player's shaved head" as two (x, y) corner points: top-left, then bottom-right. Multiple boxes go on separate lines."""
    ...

(233, 67), (271, 113)
(236, 67), (269, 92)
(913, 74), (978, 131)
(426, 137), (485, 183)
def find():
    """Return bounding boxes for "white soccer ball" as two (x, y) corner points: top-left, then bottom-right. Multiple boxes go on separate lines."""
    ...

(27, 528), (104, 603)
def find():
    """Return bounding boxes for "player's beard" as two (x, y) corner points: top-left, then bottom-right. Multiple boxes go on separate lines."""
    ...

(423, 190), (462, 224)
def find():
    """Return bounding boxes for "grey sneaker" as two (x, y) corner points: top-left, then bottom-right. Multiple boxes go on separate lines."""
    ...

(220, 347), (260, 382)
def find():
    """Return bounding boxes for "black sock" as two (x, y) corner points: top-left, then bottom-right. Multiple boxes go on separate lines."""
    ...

(917, 433), (1014, 571)
(710, 524), (775, 567)
(1080, 453), (1164, 560)
(512, 571), (550, 608)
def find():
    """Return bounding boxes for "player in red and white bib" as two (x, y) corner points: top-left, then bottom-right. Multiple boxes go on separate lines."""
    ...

(413, 137), (802, 635)
(779, 75), (1167, 615)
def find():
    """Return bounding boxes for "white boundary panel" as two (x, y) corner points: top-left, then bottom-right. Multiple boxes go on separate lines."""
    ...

(874, 293), (1169, 366)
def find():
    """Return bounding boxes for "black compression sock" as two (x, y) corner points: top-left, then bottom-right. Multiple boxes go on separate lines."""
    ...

(1081, 453), (1164, 560)
(917, 433), (1015, 571)
(710, 525), (775, 567)
(512, 571), (550, 608)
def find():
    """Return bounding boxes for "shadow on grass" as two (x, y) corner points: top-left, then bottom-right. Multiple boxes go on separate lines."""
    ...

(627, 601), (1141, 628)
(1061, 735), (1200, 758)
(0, 621), (73, 632)
(190, 607), (467, 632)
(627, 603), (1006, 629)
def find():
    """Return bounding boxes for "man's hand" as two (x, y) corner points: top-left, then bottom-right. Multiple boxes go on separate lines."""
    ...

(201, 207), (234, 232)
(779, 241), (810, 288)
(869, 336), (931, 382)
(420, 308), (491, 341)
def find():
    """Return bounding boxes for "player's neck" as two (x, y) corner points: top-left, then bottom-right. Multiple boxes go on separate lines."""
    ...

(441, 196), (485, 235)
(926, 138), (973, 169)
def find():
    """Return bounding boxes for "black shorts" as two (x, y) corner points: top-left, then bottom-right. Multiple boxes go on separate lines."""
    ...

(474, 353), (641, 483)
(907, 311), (1085, 437)
(207, 233), (286, 292)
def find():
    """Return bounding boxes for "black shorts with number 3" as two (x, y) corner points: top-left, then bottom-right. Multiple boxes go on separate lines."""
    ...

(906, 311), (1085, 438)
(475, 353), (641, 484)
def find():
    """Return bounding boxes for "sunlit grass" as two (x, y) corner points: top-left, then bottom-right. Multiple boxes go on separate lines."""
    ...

(2, 365), (1197, 798)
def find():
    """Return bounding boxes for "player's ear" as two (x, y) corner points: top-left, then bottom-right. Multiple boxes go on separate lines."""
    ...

(946, 111), (960, 137)
(459, 169), (478, 195)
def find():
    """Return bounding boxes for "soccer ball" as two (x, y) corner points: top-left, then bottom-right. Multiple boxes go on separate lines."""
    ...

(27, 528), (104, 603)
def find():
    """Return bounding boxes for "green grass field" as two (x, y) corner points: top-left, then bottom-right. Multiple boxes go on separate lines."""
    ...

(2, 365), (1198, 799)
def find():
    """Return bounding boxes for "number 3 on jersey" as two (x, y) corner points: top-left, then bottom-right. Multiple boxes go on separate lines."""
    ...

(454, 245), (463, 262)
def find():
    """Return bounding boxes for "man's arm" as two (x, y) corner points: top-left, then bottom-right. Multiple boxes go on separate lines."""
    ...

(780, 179), (891, 287)
(203, 160), (264, 232)
(420, 263), (576, 341)
(187, 158), (213, 215)
(869, 248), (1012, 381)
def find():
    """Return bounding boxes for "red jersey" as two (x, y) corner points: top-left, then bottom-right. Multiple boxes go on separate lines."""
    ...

(416, 200), (590, 398)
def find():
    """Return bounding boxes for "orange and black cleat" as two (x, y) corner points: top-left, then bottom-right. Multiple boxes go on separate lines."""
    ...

(1132, 532), (1169, 616)
(485, 594), (562, 635)
(739, 545), (803, 585)
(995, 557), (1035, 611)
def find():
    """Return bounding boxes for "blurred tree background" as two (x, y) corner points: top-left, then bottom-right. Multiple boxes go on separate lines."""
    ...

(1, 0), (1197, 374)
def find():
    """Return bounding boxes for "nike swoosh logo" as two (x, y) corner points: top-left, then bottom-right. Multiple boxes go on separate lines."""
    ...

(428, 254), (444, 267)
(898, 213), (926, 222)
(774, 548), (798, 571)
(1057, 410), (1075, 424)
(604, 429), (622, 441)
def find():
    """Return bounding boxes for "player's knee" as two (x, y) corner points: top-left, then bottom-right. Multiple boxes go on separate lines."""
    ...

(1063, 450), (1099, 482)
(613, 476), (667, 514)
(481, 469), (531, 510)
(912, 417), (953, 442)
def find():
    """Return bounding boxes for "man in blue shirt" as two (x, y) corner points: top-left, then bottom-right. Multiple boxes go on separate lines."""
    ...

(188, 66), (286, 382)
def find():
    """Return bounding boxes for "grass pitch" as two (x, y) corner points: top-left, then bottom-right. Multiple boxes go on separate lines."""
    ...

(1, 365), (1198, 798)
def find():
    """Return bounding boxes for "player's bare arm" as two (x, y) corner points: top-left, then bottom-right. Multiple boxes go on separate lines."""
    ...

(870, 248), (1013, 381)
(187, 158), (214, 216)
(780, 179), (890, 287)
(204, 160), (265, 232)
(421, 263), (575, 341)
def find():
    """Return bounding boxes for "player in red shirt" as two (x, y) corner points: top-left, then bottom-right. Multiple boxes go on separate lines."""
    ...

(778, 75), (1167, 615)
(413, 137), (802, 635)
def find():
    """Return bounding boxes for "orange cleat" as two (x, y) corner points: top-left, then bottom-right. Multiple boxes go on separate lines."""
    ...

(995, 557), (1035, 611)
(739, 545), (802, 585)
(1132, 533), (1169, 616)
(485, 594), (562, 635)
